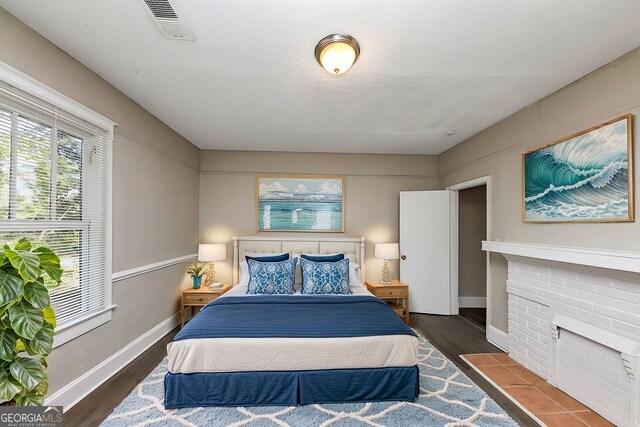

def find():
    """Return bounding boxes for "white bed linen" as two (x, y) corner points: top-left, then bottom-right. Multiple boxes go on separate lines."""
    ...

(167, 286), (419, 374)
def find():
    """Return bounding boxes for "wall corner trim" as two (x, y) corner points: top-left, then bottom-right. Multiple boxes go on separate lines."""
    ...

(45, 314), (178, 411)
(487, 325), (509, 351)
(112, 254), (197, 283)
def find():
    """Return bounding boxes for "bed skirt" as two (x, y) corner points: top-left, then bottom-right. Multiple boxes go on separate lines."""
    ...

(164, 366), (420, 409)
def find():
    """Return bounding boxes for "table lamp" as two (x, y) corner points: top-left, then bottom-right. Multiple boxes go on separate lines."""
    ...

(375, 243), (399, 284)
(198, 243), (227, 288)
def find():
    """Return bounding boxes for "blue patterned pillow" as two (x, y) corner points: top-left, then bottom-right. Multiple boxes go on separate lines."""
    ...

(247, 258), (297, 295)
(300, 258), (351, 295)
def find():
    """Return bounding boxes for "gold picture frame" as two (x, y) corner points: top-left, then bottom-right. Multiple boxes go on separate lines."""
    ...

(256, 175), (346, 232)
(522, 114), (634, 223)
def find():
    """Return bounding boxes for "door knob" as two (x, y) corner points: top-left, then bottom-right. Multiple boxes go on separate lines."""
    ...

(401, 255), (407, 260)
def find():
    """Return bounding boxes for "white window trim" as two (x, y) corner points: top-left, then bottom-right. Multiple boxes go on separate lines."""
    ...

(0, 61), (117, 346)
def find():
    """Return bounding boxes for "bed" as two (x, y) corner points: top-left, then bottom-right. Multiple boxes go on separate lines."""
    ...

(164, 237), (419, 408)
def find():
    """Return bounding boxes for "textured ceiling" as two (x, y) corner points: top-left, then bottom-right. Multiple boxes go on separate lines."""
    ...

(2, 0), (640, 154)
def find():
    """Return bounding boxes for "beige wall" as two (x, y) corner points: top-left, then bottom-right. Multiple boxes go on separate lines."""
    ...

(199, 151), (438, 283)
(0, 9), (200, 395)
(458, 185), (486, 298)
(439, 48), (640, 332)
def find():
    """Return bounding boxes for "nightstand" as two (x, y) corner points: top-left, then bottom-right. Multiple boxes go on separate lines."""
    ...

(365, 281), (410, 323)
(180, 285), (230, 328)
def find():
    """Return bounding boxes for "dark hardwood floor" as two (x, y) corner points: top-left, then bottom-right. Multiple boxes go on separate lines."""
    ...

(459, 307), (487, 331)
(64, 330), (177, 427)
(65, 313), (535, 426)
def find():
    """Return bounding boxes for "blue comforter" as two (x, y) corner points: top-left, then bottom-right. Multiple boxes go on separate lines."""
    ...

(174, 295), (416, 341)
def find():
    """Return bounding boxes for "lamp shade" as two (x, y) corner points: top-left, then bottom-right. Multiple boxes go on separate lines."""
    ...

(375, 243), (399, 260)
(198, 243), (226, 262)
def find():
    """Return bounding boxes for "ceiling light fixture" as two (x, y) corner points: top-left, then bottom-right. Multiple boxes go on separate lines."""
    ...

(314, 34), (360, 75)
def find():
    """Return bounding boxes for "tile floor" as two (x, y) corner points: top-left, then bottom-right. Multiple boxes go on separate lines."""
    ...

(461, 353), (615, 427)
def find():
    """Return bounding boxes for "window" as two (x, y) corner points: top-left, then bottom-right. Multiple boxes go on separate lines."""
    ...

(0, 65), (114, 345)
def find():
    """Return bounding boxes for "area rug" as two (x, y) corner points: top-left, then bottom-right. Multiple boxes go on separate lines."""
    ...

(102, 334), (517, 426)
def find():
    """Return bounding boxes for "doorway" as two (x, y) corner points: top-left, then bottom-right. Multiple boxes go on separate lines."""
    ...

(458, 185), (487, 329)
(446, 176), (495, 347)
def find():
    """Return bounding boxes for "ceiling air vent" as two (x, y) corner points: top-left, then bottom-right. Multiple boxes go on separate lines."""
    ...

(140, 0), (195, 40)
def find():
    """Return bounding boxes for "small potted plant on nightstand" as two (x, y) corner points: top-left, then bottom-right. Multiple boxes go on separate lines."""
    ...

(186, 263), (206, 289)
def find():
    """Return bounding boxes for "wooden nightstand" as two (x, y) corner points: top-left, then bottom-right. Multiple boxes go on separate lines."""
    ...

(365, 281), (410, 323)
(180, 285), (230, 328)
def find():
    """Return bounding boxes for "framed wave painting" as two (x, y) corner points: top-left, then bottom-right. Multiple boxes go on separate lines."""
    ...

(523, 115), (634, 223)
(257, 176), (345, 232)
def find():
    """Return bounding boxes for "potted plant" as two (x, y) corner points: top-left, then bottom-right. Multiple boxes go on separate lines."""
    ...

(186, 263), (206, 289)
(0, 238), (61, 406)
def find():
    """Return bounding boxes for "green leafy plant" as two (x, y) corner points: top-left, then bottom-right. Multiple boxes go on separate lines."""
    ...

(186, 263), (206, 277)
(0, 238), (61, 406)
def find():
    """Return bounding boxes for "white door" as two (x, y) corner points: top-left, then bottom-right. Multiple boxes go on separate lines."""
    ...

(399, 190), (458, 315)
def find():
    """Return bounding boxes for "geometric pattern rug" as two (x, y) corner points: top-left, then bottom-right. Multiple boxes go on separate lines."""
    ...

(101, 334), (518, 426)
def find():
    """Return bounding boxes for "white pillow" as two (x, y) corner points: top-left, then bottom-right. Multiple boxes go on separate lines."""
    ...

(349, 262), (364, 287)
(239, 261), (250, 286)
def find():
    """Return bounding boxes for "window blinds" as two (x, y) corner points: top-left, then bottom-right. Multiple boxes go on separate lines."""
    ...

(0, 80), (111, 329)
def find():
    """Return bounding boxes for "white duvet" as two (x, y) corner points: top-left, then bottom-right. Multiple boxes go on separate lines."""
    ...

(167, 286), (419, 374)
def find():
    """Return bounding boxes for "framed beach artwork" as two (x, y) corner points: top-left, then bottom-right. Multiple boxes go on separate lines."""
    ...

(257, 176), (345, 232)
(523, 114), (634, 223)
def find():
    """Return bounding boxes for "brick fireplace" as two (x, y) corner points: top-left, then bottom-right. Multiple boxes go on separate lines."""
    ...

(483, 241), (640, 427)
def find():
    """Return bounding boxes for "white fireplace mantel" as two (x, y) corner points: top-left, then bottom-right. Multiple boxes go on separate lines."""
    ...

(482, 241), (640, 274)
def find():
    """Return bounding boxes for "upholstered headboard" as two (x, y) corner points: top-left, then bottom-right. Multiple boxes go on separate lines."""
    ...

(232, 236), (365, 285)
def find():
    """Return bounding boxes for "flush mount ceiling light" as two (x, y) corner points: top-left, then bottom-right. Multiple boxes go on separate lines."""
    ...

(314, 34), (360, 75)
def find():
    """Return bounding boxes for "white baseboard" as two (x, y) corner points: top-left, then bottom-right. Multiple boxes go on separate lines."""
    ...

(45, 314), (178, 411)
(458, 296), (487, 308)
(487, 325), (509, 351)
